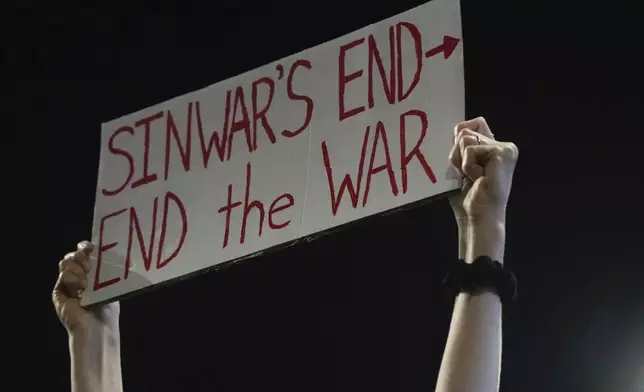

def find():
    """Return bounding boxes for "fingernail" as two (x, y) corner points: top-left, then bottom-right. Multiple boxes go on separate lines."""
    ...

(77, 289), (84, 299)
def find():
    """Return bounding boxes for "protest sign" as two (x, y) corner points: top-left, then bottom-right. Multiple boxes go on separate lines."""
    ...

(83, 0), (464, 305)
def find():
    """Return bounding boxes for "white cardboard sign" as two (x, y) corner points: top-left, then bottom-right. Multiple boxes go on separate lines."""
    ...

(83, 0), (463, 305)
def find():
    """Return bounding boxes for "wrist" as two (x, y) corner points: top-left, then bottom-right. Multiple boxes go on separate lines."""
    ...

(454, 219), (468, 259)
(69, 320), (121, 357)
(467, 207), (506, 225)
(466, 219), (506, 263)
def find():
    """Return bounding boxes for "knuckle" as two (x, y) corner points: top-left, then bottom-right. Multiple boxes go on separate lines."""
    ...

(475, 116), (488, 128)
(455, 121), (468, 132)
(458, 136), (466, 149)
(78, 241), (94, 255)
(502, 142), (519, 160)
(58, 258), (71, 271)
(454, 128), (465, 142)
(456, 127), (473, 139)
(459, 134), (475, 149)
(475, 117), (492, 134)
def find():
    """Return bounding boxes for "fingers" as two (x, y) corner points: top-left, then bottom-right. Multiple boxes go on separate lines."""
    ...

(450, 126), (493, 177)
(57, 269), (88, 299)
(454, 116), (494, 140)
(450, 117), (520, 183)
(449, 133), (475, 174)
(458, 128), (494, 145)
(54, 241), (93, 299)
(461, 145), (496, 180)
(461, 142), (519, 180)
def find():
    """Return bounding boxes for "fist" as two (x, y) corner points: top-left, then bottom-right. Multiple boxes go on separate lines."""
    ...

(52, 241), (119, 334)
(449, 117), (519, 221)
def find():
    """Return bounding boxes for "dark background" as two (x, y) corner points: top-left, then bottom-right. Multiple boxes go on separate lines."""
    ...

(8, 0), (644, 391)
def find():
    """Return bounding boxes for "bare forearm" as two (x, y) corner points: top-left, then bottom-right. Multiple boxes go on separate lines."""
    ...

(69, 326), (123, 392)
(436, 219), (505, 392)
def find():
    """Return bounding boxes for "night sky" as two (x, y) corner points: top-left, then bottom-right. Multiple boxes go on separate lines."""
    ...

(11, 0), (643, 391)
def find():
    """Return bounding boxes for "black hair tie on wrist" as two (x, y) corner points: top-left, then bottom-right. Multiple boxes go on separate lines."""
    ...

(443, 256), (517, 306)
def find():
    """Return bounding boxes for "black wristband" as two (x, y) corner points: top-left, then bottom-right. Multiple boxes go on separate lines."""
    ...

(443, 256), (517, 306)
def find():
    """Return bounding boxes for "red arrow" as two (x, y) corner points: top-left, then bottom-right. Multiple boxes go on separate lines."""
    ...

(425, 35), (460, 59)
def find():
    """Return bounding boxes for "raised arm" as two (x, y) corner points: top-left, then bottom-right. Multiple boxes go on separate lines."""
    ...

(436, 117), (518, 392)
(53, 241), (124, 392)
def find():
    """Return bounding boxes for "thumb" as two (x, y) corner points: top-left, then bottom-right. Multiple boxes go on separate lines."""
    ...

(461, 144), (501, 180)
